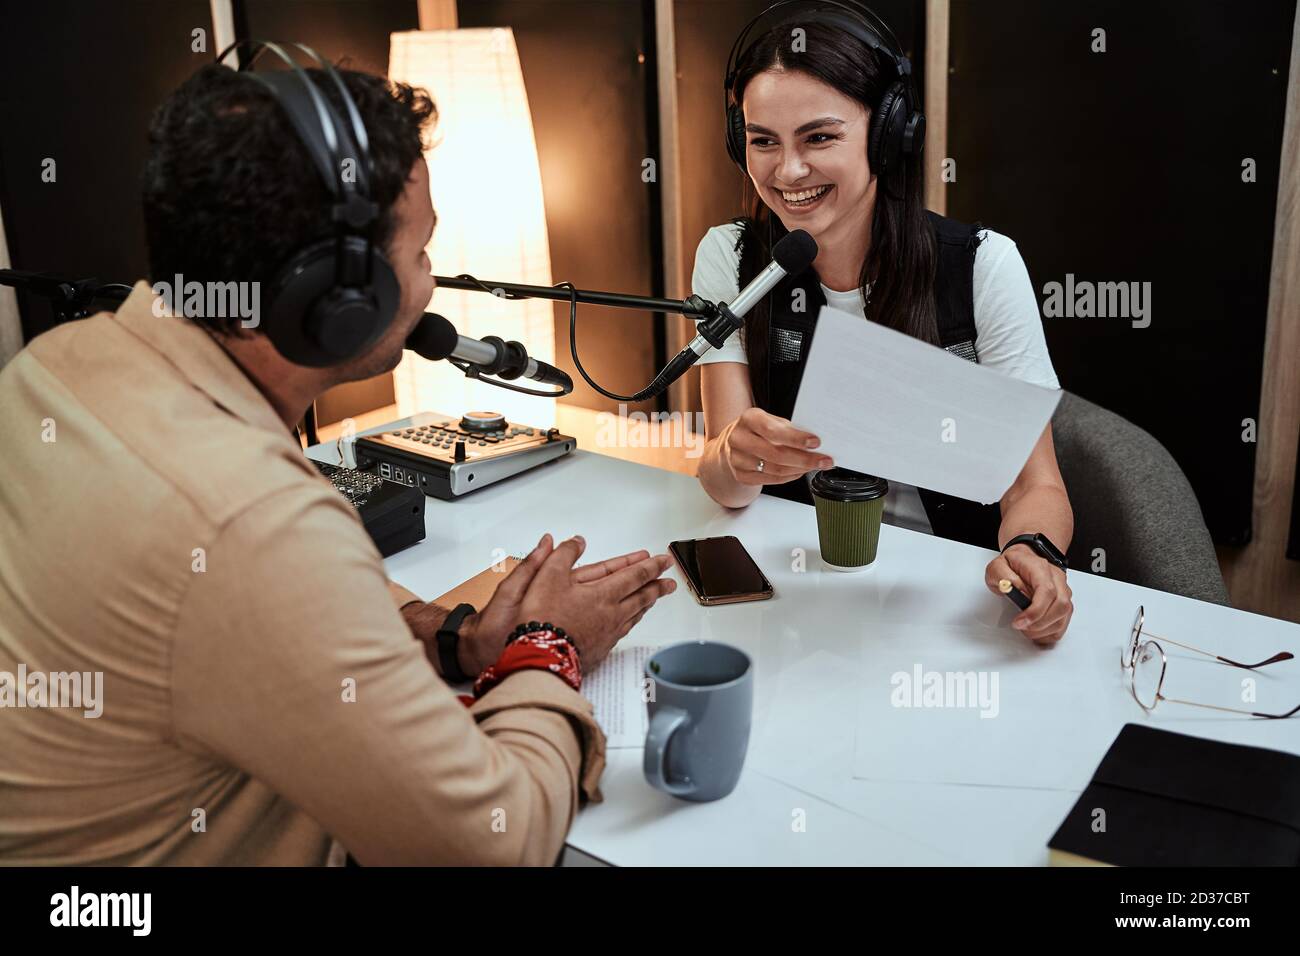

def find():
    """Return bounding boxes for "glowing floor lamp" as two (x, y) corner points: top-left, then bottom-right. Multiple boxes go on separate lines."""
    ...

(388, 27), (556, 428)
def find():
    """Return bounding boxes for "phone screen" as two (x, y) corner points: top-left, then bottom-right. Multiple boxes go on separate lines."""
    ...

(669, 536), (773, 603)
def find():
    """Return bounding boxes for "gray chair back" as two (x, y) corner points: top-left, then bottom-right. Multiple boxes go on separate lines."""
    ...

(1050, 391), (1229, 604)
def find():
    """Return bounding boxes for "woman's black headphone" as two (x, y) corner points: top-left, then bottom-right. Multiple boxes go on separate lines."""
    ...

(214, 40), (401, 368)
(723, 0), (925, 187)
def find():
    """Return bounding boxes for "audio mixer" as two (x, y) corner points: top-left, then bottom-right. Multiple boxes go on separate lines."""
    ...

(354, 410), (576, 500)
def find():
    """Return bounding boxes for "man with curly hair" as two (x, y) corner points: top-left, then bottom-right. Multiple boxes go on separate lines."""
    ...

(0, 61), (675, 865)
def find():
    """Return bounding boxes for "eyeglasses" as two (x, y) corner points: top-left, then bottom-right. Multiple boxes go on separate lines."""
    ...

(1121, 605), (1298, 719)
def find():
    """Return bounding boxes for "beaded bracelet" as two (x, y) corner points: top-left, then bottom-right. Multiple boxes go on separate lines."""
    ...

(506, 621), (579, 657)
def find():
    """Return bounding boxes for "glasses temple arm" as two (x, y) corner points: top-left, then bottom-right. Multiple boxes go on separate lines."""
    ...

(1163, 695), (1300, 720)
(1142, 630), (1294, 670)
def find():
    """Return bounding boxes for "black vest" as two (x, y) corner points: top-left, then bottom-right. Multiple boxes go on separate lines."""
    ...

(734, 211), (1003, 551)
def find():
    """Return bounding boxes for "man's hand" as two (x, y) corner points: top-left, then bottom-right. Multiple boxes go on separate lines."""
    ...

(452, 534), (557, 675)
(406, 534), (676, 678)
(984, 544), (1073, 645)
(516, 534), (675, 671)
(400, 534), (558, 678)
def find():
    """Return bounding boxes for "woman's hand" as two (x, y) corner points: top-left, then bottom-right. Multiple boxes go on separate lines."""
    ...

(720, 407), (834, 486)
(984, 544), (1073, 644)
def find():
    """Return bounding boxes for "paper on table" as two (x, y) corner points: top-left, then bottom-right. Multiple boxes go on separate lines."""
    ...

(790, 306), (1062, 504)
(852, 624), (1136, 790)
(583, 645), (653, 748)
(851, 621), (1300, 791)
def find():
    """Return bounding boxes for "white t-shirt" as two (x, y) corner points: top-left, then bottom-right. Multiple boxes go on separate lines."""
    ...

(690, 221), (1061, 535)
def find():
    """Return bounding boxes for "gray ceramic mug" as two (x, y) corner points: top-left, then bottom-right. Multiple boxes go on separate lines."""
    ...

(643, 641), (753, 802)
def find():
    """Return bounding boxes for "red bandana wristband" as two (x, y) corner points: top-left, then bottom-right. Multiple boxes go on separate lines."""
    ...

(461, 629), (582, 705)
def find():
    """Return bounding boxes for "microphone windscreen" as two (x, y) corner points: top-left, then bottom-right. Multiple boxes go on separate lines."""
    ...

(772, 229), (818, 274)
(405, 312), (459, 361)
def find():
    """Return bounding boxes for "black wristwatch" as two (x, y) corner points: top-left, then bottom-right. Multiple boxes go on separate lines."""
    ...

(436, 602), (477, 683)
(1001, 533), (1067, 571)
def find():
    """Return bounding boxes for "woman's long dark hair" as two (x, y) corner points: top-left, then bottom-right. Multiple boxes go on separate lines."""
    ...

(730, 16), (938, 409)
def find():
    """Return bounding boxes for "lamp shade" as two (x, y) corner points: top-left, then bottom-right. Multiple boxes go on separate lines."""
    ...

(389, 27), (556, 428)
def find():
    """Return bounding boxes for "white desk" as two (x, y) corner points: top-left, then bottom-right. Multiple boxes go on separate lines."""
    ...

(312, 441), (1300, 866)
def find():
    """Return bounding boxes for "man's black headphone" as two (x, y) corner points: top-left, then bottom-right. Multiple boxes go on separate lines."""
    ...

(215, 40), (401, 368)
(723, 0), (925, 187)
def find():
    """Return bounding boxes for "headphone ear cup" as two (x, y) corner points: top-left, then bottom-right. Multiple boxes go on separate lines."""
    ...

(868, 81), (909, 181)
(903, 111), (926, 159)
(264, 236), (401, 368)
(312, 243), (400, 362)
(725, 103), (748, 170)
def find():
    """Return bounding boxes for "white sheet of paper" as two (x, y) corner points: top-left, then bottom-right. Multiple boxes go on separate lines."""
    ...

(790, 306), (1063, 504)
(582, 645), (653, 748)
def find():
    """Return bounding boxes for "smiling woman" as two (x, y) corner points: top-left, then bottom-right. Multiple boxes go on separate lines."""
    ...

(692, 1), (1077, 646)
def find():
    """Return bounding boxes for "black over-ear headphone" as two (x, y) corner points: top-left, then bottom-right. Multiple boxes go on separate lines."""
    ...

(215, 40), (401, 368)
(723, 0), (925, 188)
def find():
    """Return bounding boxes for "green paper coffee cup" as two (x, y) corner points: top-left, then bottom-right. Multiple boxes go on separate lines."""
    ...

(810, 469), (889, 572)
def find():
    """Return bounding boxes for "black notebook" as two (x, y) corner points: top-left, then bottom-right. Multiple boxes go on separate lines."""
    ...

(1049, 724), (1300, 866)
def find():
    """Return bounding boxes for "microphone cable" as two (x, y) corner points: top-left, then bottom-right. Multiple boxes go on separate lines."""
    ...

(449, 272), (663, 402)
(428, 272), (570, 398)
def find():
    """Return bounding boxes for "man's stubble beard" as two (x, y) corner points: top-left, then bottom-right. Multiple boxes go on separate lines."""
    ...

(337, 306), (422, 382)
(342, 340), (406, 383)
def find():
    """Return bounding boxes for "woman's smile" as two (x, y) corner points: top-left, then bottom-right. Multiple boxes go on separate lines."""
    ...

(774, 182), (834, 213)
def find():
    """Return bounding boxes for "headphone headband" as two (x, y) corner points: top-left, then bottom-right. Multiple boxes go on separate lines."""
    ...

(216, 40), (376, 231)
(724, 0), (911, 94)
(209, 39), (400, 367)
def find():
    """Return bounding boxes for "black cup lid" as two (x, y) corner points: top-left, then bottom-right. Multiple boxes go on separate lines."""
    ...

(810, 468), (888, 502)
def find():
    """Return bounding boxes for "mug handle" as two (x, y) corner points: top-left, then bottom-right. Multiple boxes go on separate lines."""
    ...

(643, 706), (695, 797)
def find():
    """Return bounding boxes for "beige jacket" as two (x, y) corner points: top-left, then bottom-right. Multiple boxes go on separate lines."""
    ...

(0, 283), (604, 865)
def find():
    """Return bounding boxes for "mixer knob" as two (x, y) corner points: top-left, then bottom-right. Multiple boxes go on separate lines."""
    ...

(460, 411), (507, 433)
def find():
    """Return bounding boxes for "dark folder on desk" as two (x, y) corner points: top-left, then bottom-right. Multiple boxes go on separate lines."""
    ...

(1049, 724), (1300, 866)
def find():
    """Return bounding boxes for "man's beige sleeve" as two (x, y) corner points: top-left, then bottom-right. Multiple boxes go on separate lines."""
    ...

(170, 484), (605, 865)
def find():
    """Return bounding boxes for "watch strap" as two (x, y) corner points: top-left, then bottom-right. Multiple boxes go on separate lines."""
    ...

(1002, 533), (1067, 570)
(436, 602), (476, 683)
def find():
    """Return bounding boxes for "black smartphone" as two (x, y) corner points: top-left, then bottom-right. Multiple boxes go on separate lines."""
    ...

(668, 535), (774, 606)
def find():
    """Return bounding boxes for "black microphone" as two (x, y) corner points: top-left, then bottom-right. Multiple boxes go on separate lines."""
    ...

(648, 229), (818, 395)
(405, 312), (573, 393)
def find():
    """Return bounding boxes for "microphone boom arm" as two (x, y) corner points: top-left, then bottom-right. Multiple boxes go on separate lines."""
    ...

(432, 274), (718, 320)
(433, 226), (815, 404)
(435, 272), (723, 404)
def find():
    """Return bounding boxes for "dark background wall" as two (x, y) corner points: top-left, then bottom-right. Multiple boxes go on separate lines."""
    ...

(244, 0), (417, 76)
(946, 0), (1294, 546)
(0, 0), (213, 341)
